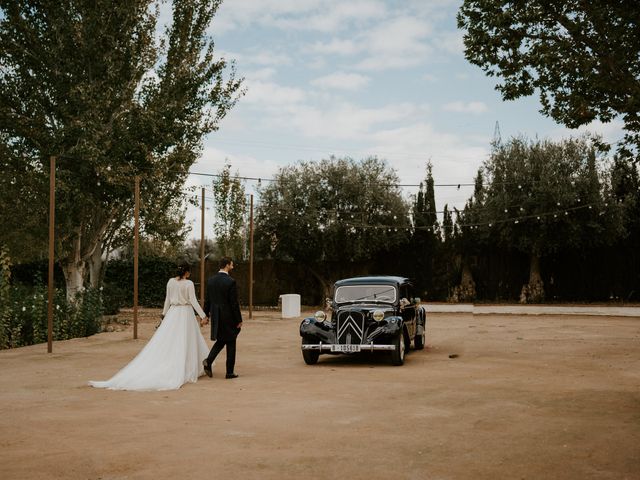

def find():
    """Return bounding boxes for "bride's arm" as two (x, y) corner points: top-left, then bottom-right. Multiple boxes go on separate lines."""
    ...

(162, 280), (171, 316)
(188, 281), (206, 319)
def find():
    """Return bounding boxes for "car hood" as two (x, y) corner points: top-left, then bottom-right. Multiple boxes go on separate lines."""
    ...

(335, 304), (395, 313)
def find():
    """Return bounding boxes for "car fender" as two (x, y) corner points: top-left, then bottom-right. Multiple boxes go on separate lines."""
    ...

(416, 306), (427, 335)
(365, 315), (403, 341)
(300, 317), (336, 343)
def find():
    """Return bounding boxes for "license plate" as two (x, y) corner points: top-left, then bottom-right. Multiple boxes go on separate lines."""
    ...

(331, 344), (361, 353)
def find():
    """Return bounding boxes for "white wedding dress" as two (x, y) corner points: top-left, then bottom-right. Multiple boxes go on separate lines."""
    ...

(89, 278), (210, 391)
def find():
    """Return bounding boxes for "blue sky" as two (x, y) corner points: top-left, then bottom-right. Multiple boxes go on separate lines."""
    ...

(184, 0), (624, 235)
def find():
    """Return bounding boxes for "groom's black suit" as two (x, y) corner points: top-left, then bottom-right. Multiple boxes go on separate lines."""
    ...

(203, 271), (242, 375)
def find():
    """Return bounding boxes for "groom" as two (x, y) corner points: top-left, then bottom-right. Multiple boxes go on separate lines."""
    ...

(202, 257), (243, 379)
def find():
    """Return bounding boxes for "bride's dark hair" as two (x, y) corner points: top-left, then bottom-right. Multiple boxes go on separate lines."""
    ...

(176, 263), (191, 278)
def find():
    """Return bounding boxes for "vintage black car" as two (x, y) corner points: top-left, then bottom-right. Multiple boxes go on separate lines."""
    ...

(299, 276), (426, 366)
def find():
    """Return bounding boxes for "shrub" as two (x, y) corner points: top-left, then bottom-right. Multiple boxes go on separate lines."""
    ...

(0, 285), (104, 350)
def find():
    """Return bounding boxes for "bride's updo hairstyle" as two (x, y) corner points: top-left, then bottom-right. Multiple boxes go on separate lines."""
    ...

(176, 263), (191, 279)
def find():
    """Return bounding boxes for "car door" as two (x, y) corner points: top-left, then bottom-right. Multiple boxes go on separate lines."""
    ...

(399, 283), (416, 338)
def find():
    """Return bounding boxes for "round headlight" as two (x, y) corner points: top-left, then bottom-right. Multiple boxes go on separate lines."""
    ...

(372, 310), (385, 322)
(314, 310), (327, 322)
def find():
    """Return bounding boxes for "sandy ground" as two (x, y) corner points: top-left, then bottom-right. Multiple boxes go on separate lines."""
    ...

(1, 308), (639, 480)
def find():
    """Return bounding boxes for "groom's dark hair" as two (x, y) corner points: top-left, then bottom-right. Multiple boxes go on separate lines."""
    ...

(219, 257), (233, 269)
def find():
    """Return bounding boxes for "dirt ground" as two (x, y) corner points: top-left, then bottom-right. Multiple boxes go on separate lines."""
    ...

(1, 308), (639, 480)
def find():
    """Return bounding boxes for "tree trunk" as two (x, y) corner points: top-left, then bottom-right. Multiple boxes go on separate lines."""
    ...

(308, 267), (331, 307)
(520, 254), (544, 303)
(61, 234), (87, 301)
(62, 261), (86, 302)
(88, 242), (104, 288)
(450, 259), (476, 302)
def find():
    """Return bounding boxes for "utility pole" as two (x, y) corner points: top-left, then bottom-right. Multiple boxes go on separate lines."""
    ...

(249, 194), (254, 319)
(47, 156), (56, 353)
(133, 175), (140, 340)
(200, 187), (206, 306)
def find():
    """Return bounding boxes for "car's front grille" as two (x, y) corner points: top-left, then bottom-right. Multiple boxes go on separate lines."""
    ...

(336, 310), (365, 345)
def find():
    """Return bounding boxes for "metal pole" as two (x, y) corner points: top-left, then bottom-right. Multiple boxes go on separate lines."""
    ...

(47, 156), (56, 353)
(200, 187), (205, 307)
(133, 175), (140, 340)
(249, 194), (254, 320)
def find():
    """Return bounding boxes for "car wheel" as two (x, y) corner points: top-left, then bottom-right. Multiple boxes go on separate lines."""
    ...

(301, 339), (319, 365)
(414, 327), (425, 350)
(390, 331), (405, 366)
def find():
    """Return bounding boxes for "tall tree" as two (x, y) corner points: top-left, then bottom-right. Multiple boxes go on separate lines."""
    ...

(477, 135), (625, 302)
(255, 157), (410, 297)
(211, 164), (247, 259)
(450, 169), (488, 302)
(411, 162), (440, 298)
(0, 0), (243, 298)
(458, 0), (640, 159)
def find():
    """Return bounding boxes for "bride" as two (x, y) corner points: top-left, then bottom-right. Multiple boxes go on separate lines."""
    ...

(89, 264), (210, 391)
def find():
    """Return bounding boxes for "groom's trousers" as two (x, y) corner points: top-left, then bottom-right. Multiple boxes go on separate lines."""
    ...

(206, 338), (236, 375)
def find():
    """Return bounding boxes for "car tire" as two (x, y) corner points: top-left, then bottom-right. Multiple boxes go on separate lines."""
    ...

(302, 339), (320, 365)
(390, 331), (405, 366)
(414, 328), (425, 350)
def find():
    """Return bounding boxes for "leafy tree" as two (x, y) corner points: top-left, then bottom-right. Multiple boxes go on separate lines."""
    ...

(0, 0), (243, 298)
(211, 164), (247, 259)
(458, 0), (640, 159)
(476, 135), (625, 302)
(255, 157), (411, 297)
(411, 162), (440, 298)
(450, 169), (488, 302)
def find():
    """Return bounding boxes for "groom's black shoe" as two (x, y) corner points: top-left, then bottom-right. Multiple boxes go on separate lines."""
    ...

(225, 373), (239, 379)
(203, 359), (212, 378)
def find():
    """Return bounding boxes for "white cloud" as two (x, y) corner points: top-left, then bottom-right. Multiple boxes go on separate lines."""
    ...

(246, 67), (277, 81)
(307, 16), (433, 71)
(549, 119), (625, 146)
(242, 80), (306, 107)
(221, 49), (293, 67)
(309, 38), (361, 56)
(433, 30), (465, 56)
(311, 72), (370, 91)
(443, 101), (489, 115)
(215, 0), (387, 33)
(270, 102), (430, 140)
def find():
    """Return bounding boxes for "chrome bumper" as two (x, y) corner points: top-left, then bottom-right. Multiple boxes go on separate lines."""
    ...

(301, 342), (396, 352)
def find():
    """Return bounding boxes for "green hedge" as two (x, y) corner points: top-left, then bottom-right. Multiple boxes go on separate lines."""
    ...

(102, 256), (179, 312)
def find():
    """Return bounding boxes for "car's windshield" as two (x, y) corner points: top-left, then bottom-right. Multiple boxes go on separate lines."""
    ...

(334, 285), (397, 304)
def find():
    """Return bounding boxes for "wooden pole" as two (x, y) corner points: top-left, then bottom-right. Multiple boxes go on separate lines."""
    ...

(47, 156), (56, 353)
(249, 194), (254, 320)
(200, 187), (205, 306)
(133, 175), (140, 340)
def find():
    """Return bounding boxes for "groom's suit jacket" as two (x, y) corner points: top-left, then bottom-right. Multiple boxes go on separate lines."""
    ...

(203, 272), (243, 341)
